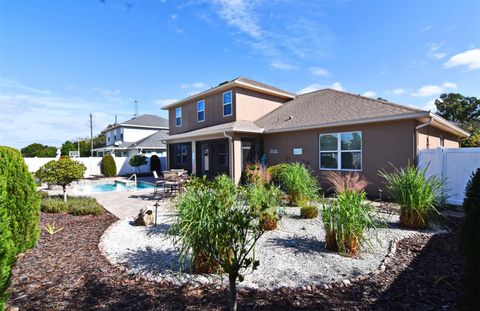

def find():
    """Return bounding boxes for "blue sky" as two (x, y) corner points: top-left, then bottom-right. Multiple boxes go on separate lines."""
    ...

(1, 0), (479, 149)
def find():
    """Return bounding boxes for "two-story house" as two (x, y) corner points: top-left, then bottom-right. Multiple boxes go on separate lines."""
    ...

(162, 77), (468, 195)
(94, 114), (169, 157)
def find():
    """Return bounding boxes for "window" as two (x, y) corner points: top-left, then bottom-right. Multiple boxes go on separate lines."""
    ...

(176, 107), (182, 127)
(197, 100), (205, 122)
(319, 131), (362, 171)
(223, 91), (232, 116)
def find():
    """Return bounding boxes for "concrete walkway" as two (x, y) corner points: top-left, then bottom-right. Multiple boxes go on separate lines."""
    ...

(91, 189), (172, 220)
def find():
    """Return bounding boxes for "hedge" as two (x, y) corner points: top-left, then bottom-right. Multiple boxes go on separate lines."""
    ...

(101, 154), (117, 177)
(0, 146), (41, 308)
(462, 168), (480, 310)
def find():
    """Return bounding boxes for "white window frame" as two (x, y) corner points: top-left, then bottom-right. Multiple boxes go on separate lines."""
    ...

(319, 131), (362, 171)
(197, 100), (205, 122)
(175, 107), (182, 127)
(223, 91), (233, 117)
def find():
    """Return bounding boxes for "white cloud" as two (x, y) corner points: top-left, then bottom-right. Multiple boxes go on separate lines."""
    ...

(362, 91), (377, 98)
(444, 48), (480, 70)
(411, 82), (457, 97)
(210, 0), (262, 38)
(180, 82), (206, 89)
(309, 67), (330, 77)
(423, 99), (437, 111)
(392, 88), (406, 95)
(432, 52), (447, 60)
(298, 82), (344, 95)
(270, 60), (297, 70)
(0, 77), (52, 95)
(92, 87), (122, 101)
(420, 25), (432, 33)
(154, 98), (177, 106)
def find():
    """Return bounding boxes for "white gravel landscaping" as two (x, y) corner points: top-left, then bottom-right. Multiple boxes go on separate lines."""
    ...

(100, 206), (419, 289)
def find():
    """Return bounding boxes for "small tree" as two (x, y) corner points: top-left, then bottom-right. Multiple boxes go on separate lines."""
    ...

(462, 168), (480, 310)
(173, 176), (266, 311)
(36, 158), (86, 202)
(129, 154), (147, 174)
(101, 154), (117, 177)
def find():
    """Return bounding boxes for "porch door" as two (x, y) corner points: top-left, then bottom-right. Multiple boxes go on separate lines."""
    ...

(212, 140), (229, 176)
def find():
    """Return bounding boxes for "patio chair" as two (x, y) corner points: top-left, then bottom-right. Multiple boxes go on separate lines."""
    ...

(163, 171), (181, 199)
(152, 170), (164, 199)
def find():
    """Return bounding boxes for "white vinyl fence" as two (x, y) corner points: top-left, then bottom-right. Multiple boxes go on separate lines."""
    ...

(418, 147), (480, 205)
(24, 155), (166, 177)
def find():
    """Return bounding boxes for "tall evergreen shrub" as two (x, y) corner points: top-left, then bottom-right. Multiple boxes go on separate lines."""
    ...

(101, 154), (117, 177)
(150, 154), (161, 174)
(0, 146), (41, 308)
(462, 168), (480, 310)
(0, 146), (41, 251)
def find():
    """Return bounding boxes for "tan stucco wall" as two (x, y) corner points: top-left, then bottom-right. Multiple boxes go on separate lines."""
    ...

(416, 124), (460, 150)
(263, 120), (417, 196)
(168, 89), (237, 135)
(168, 87), (289, 135)
(235, 88), (287, 121)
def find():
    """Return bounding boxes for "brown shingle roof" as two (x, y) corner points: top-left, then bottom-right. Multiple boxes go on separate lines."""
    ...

(255, 88), (426, 131)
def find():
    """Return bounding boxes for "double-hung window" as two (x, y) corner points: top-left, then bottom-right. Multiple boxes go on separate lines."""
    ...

(223, 91), (232, 116)
(175, 107), (182, 127)
(197, 100), (205, 122)
(319, 131), (362, 171)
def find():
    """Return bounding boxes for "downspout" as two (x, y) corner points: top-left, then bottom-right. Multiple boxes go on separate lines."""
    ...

(223, 131), (234, 179)
(414, 116), (433, 162)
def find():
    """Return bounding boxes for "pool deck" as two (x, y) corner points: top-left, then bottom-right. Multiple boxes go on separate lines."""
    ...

(42, 177), (172, 220)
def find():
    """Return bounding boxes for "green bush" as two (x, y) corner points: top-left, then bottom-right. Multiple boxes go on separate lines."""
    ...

(101, 154), (117, 177)
(41, 196), (104, 216)
(0, 146), (41, 308)
(268, 163), (319, 206)
(380, 165), (444, 229)
(300, 205), (319, 219)
(0, 179), (16, 310)
(322, 191), (378, 256)
(462, 168), (480, 310)
(150, 154), (161, 174)
(0, 146), (41, 252)
(245, 183), (283, 230)
(41, 197), (68, 213)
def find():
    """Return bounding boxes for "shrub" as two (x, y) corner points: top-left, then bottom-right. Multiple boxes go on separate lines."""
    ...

(36, 158), (86, 202)
(41, 197), (68, 213)
(462, 168), (480, 310)
(244, 162), (270, 185)
(101, 154), (117, 177)
(0, 146), (41, 308)
(268, 163), (319, 206)
(0, 146), (41, 252)
(41, 196), (104, 216)
(245, 183), (283, 231)
(380, 165), (444, 229)
(300, 205), (319, 219)
(322, 191), (378, 256)
(324, 171), (369, 193)
(150, 154), (161, 174)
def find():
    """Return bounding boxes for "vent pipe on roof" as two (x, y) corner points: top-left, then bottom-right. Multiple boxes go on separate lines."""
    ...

(114, 115), (117, 125)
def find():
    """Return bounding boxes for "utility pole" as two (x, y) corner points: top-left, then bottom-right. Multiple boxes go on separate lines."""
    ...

(90, 114), (93, 156)
(134, 100), (138, 117)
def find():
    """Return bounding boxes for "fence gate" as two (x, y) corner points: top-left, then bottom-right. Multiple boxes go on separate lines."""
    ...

(418, 147), (480, 205)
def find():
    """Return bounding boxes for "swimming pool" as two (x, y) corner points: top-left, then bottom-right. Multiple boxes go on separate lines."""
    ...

(76, 180), (155, 194)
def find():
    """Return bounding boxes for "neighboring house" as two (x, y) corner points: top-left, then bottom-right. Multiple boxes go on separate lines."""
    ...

(94, 114), (169, 157)
(162, 77), (468, 195)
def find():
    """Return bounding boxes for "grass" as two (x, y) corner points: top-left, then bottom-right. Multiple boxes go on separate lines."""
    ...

(41, 196), (104, 216)
(379, 165), (444, 229)
(322, 191), (379, 256)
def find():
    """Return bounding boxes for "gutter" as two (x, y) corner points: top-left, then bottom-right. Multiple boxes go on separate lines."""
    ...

(415, 116), (433, 131)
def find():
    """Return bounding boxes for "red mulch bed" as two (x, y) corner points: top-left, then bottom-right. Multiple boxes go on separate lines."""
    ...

(7, 211), (463, 310)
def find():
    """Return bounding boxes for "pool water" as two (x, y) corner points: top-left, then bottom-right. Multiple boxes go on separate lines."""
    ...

(77, 181), (155, 193)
